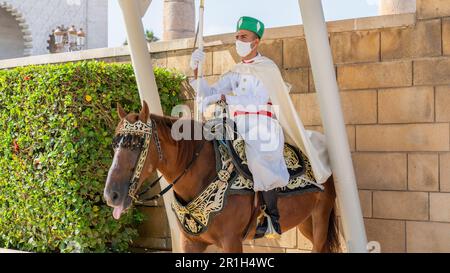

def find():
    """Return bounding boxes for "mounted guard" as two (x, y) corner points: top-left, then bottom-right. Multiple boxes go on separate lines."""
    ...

(189, 16), (332, 239)
(104, 15), (340, 253)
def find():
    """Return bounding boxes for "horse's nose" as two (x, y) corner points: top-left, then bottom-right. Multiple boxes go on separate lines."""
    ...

(104, 189), (122, 207)
(112, 191), (119, 202)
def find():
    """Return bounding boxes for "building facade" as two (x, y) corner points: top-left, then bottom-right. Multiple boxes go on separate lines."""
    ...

(0, 0), (108, 60)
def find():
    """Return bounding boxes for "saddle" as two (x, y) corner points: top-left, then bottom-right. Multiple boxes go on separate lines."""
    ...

(205, 117), (319, 191)
(225, 138), (306, 181)
(170, 115), (324, 237)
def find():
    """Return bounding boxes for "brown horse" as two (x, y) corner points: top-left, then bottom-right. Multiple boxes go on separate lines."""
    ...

(104, 102), (340, 253)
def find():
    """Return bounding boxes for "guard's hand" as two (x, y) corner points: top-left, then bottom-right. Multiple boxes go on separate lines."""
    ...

(190, 49), (206, 70)
(200, 94), (221, 113)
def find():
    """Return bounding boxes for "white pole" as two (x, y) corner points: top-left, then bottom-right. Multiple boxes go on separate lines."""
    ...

(118, 0), (160, 110)
(118, 0), (183, 253)
(194, 0), (205, 121)
(297, 0), (368, 252)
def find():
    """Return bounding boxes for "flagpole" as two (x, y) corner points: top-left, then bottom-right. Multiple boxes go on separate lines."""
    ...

(194, 0), (205, 121)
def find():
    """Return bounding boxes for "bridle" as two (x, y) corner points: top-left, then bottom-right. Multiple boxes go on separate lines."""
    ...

(112, 118), (206, 207)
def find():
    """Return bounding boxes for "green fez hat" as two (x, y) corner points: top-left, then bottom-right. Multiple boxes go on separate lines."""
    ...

(236, 16), (265, 39)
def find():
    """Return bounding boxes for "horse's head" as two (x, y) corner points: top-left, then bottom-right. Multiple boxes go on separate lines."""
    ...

(104, 101), (159, 220)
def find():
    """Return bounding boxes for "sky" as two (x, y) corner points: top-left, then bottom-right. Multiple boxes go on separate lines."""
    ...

(108, 0), (380, 47)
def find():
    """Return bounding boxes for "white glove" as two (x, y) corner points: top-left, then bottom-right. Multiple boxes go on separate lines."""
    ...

(190, 49), (205, 70)
(199, 94), (222, 113)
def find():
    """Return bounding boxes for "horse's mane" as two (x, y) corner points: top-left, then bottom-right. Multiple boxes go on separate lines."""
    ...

(149, 114), (207, 164)
(149, 113), (205, 138)
(149, 113), (179, 128)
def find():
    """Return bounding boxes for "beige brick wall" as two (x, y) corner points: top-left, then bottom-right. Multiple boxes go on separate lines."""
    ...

(378, 87), (434, 123)
(443, 18), (450, 56)
(414, 58), (450, 86)
(338, 61), (413, 90)
(441, 153), (450, 192)
(373, 191), (429, 220)
(292, 91), (378, 126)
(356, 123), (449, 152)
(417, 0), (450, 19)
(381, 19), (441, 60)
(167, 49), (213, 77)
(353, 153), (407, 190)
(408, 153), (440, 191)
(365, 218), (406, 252)
(331, 30), (380, 64)
(436, 86), (450, 122)
(406, 222), (450, 252)
(430, 193), (450, 222)
(283, 69), (309, 94)
(283, 38), (310, 68)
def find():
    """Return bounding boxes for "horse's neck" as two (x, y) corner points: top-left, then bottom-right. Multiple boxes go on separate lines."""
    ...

(155, 122), (215, 204)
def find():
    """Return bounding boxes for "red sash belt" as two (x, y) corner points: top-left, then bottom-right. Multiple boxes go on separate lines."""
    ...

(233, 110), (273, 118)
(232, 102), (274, 118)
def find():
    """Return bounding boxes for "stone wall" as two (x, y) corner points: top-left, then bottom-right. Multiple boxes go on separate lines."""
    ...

(1, 1), (449, 253)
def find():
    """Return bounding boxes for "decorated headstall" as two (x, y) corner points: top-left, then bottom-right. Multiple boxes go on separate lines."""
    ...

(112, 119), (163, 201)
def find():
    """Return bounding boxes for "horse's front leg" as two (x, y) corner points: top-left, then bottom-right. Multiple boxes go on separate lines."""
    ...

(181, 233), (209, 253)
(221, 237), (243, 253)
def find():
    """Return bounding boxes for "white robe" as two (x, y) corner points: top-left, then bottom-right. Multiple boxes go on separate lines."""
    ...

(191, 53), (332, 189)
(191, 55), (290, 191)
(230, 55), (332, 184)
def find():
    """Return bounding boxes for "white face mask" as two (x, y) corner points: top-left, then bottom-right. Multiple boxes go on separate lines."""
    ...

(235, 40), (254, 58)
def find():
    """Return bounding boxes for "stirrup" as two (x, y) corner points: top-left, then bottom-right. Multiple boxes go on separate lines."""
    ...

(264, 215), (281, 239)
(260, 209), (281, 240)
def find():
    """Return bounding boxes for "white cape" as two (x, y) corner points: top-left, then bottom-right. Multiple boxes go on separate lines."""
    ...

(230, 56), (332, 184)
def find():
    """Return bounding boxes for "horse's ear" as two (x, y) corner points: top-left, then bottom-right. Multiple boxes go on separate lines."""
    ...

(139, 100), (149, 122)
(117, 103), (127, 120)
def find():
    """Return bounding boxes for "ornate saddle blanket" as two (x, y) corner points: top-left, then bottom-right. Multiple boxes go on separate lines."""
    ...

(171, 139), (324, 236)
(225, 138), (306, 183)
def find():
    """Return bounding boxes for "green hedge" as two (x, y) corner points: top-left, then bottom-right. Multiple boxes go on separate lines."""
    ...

(0, 61), (186, 252)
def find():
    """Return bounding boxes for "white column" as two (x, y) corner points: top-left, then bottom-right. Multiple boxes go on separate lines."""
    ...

(163, 0), (195, 40)
(86, 0), (109, 49)
(379, 0), (416, 15)
(118, 0), (182, 253)
(298, 0), (368, 253)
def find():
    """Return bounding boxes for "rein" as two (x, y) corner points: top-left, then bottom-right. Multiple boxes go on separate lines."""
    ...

(135, 140), (206, 207)
(113, 118), (206, 208)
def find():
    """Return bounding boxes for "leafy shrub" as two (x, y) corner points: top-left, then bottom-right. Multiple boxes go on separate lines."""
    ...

(0, 61), (185, 252)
